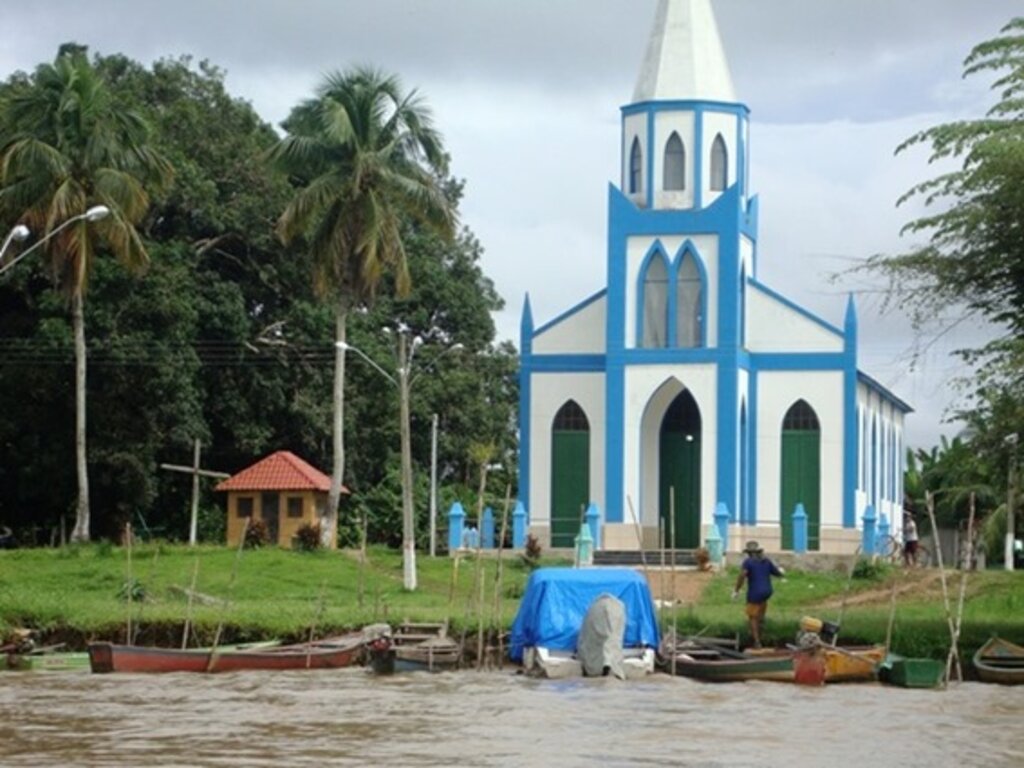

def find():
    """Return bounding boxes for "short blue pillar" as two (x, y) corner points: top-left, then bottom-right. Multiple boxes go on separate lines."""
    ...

(792, 503), (808, 554)
(575, 522), (594, 566)
(463, 526), (479, 550)
(705, 522), (723, 566)
(447, 502), (465, 552)
(714, 502), (730, 554)
(585, 503), (601, 550)
(512, 501), (527, 548)
(876, 512), (890, 556)
(482, 507), (495, 549)
(862, 505), (877, 556)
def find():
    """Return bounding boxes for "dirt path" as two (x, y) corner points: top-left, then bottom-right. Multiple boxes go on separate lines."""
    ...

(814, 568), (949, 609)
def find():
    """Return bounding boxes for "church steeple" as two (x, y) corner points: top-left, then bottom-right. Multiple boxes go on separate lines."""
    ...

(633, 0), (736, 104)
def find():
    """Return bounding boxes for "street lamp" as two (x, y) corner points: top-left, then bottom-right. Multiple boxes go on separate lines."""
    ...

(337, 333), (463, 590)
(0, 205), (110, 279)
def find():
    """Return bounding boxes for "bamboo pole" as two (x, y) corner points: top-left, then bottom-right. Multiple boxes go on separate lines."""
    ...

(181, 556), (200, 649)
(476, 562), (487, 670)
(924, 490), (958, 686)
(357, 506), (368, 609)
(626, 496), (652, 584)
(947, 492), (976, 683)
(493, 485), (512, 670)
(125, 522), (133, 645)
(207, 518), (248, 671)
(669, 488), (678, 678)
(306, 579), (328, 670)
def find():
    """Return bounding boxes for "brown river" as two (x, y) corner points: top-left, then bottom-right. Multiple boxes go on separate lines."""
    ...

(1, 669), (1021, 767)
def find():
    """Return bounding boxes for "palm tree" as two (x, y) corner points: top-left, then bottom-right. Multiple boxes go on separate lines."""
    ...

(0, 49), (172, 541)
(271, 67), (455, 553)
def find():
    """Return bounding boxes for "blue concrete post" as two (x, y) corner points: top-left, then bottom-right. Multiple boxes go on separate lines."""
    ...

(705, 522), (723, 566)
(512, 501), (527, 548)
(877, 512), (890, 557)
(714, 502), (731, 555)
(575, 522), (594, 567)
(447, 502), (465, 552)
(792, 503), (808, 554)
(482, 506), (495, 550)
(862, 505), (877, 556)
(585, 503), (601, 550)
(463, 526), (479, 550)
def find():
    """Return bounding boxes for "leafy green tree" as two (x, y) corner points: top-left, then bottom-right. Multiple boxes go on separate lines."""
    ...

(270, 67), (456, 547)
(0, 48), (172, 541)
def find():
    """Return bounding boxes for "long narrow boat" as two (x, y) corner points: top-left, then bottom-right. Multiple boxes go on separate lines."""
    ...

(88, 634), (367, 674)
(822, 644), (886, 683)
(661, 648), (798, 682)
(6, 651), (91, 672)
(973, 636), (1024, 685)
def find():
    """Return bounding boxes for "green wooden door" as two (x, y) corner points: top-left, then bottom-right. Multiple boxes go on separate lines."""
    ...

(780, 431), (821, 550)
(551, 431), (589, 548)
(659, 432), (701, 548)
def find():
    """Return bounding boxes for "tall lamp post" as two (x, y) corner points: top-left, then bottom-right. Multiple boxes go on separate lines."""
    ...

(0, 206), (110, 279)
(338, 332), (462, 591)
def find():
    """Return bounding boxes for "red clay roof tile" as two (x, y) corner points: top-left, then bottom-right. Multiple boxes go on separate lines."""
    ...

(214, 451), (347, 493)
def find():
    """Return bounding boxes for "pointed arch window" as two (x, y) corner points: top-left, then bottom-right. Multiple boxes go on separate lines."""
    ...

(553, 400), (589, 431)
(641, 255), (669, 348)
(629, 137), (643, 195)
(675, 255), (702, 348)
(710, 134), (728, 192)
(783, 400), (820, 431)
(663, 132), (686, 191)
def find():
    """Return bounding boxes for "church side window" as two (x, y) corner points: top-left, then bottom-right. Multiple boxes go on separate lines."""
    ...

(629, 137), (643, 195)
(675, 256), (702, 347)
(663, 132), (686, 191)
(641, 256), (669, 348)
(710, 134), (728, 192)
(553, 400), (589, 431)
(783, 400), (820, 431)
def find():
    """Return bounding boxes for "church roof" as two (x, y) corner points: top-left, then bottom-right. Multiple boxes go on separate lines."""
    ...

(633, 0), (737, 104)
(215, 450), (343, 493)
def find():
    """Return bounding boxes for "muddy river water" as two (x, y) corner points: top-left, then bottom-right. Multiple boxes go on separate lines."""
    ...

(1, 669), (1021, 767)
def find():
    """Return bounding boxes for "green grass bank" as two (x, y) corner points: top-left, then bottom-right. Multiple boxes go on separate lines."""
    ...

(2, 544), (1022, 662)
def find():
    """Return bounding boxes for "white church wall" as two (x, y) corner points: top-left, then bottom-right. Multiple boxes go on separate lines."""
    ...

(740, 236), (754, 280)
(746, 284), (844, 353)
(529, 372), (607, 527)
(756, 371), (845, 529)
(625, 234), (720, 350)
(533, 295), (607, 355)
(623, 364), (718, 532)
(855, 383), (906, 530)
(702, 111), (738, 208)
(653, 110), (696, 210)
(623, 112), (648, 207)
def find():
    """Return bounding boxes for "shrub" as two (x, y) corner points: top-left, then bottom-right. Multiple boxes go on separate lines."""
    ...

(294, 523), (322, 552)
(851, 557), (885, 580)
(520, 533), (542, 570)
(694, 547), (712, 571)
(244, 519), (271, 549)
(118, 578), (146, 602)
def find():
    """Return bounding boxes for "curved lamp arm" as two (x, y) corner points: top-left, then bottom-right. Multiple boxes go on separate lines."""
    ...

(0, 205), (109, 279)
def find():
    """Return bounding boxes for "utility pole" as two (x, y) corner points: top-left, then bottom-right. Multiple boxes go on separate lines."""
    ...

(430, 412), (439, 558)
(398, 333), (417, 590)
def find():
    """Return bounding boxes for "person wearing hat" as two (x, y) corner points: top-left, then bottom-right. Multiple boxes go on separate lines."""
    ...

(732, 541), (785, 649)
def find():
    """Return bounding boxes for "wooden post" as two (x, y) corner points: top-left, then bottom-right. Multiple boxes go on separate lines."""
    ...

(947, 493), (976, 683)
(924, 490), (958, 686)
(160, 440), (229, 546)
(493, 486), (512, 670)
(181, 556), (200, 649)
(125, 522), (133, 645)
(669, 488), (677, 678)
(207, 518), (248, 671)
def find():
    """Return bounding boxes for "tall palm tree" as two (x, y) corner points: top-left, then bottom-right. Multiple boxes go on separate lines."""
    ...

(271, 67), (455, 553)
(0, 49), (172, 542)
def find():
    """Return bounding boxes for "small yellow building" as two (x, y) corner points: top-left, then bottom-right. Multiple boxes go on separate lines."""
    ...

(215, 451), (346, 549)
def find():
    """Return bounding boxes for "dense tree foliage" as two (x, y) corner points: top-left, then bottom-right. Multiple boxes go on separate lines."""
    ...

(0, 50), (516, 546)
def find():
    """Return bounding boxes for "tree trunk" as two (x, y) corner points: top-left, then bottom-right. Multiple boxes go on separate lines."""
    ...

(69, 289), (90, 542)
(323, 297), (348, 547)
(399, 333), (417, 590)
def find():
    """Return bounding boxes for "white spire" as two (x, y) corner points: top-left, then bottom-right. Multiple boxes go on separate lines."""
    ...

(633, 0), (736, 103)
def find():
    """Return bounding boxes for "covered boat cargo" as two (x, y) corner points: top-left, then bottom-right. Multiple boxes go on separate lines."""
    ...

(509, 567), (659, 664)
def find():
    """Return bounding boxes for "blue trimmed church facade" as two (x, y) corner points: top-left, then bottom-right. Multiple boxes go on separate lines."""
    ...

(518, 0), (911, 556)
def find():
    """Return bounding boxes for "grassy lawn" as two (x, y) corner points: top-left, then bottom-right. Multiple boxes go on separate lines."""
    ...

(2, 543), (1023, 659)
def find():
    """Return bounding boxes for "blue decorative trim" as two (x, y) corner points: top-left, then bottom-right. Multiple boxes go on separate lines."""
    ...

(529, 355), (606, 373)
(605, 183), (628, 524)
(748, 279), (845, 338)
(749, 369), (759, 526)
(750, 353), (846, 371)
(519, 296), (533, 515)
(622, 100), (750, 118)
(694, 106), (704, 209)
(533, 289), (608, 338)
(740, 399), (749, 524)
(646, 112), (655, 209)
(843, 294), (858, 528)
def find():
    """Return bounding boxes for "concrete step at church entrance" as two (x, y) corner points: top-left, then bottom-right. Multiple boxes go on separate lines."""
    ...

(593, 549), (698, 568)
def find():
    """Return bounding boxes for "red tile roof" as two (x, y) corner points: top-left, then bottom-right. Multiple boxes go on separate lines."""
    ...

(215, 451), (347, 494)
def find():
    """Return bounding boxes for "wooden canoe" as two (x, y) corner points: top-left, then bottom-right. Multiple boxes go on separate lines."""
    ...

(973, 637), (1024, 685)
(662, 648), (797, 682)
(822, 644), (886, 683)
(88, 635), (365, 674)
(6, 651), (91, 672)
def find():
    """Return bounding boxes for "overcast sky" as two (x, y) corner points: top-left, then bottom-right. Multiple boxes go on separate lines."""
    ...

(2, 0), (1020, 450)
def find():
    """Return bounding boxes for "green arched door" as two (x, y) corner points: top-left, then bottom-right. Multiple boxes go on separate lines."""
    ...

(551, 401), (590, 548)
(780, 400), (821, 550)
(659, 391), (702, 549)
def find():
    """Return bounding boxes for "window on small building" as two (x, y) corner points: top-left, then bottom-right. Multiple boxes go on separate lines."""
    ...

(629, 137), (643, 195)
(710, 134), (728, 192)
(663, 132), (686, 191)
(236, 496), (254, 519)
(287, 496), (304, 518)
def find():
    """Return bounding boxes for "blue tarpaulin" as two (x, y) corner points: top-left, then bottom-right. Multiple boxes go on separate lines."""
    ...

(509, 567), (660, 662)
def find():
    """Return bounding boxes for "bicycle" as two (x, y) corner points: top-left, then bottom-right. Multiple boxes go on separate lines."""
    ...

(879, 534), (931, 567)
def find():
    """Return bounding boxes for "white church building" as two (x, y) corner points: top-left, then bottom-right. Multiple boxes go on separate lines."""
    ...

(518, 0), (911, 556)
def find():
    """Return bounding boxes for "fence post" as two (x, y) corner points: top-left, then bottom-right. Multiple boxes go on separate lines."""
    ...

(512, 501), (527, 548)
(447, 502), (465, 553)
(862, 504), (877, 556)
(714, 502), (730, 555)
(876, 512), (890, 556)
(482, 506), (495, 550)
(793, 503), (808, 554)
(585, 503), (601, 550)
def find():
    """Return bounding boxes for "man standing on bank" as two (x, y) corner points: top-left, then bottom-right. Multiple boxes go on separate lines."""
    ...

(732, 541), (785, 649)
